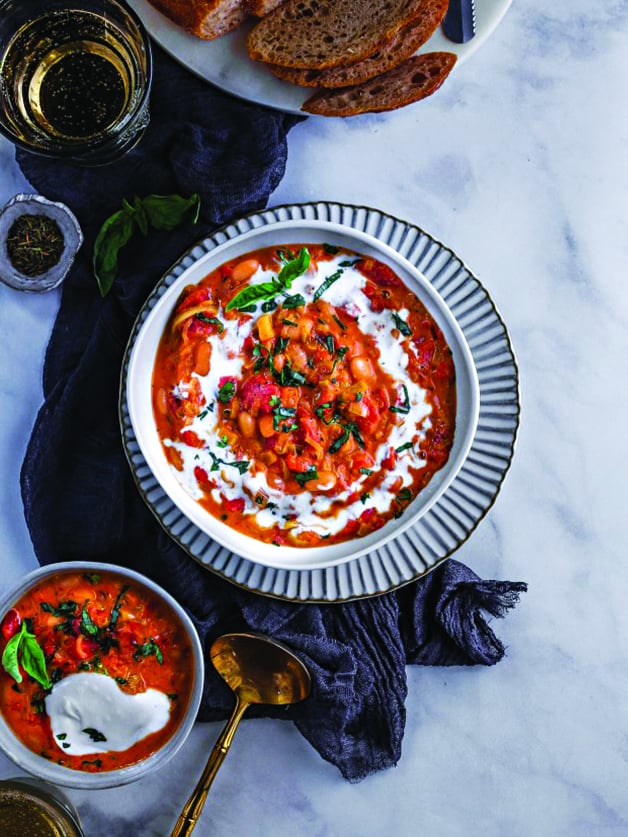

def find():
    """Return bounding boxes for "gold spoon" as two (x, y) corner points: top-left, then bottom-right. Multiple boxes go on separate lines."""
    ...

(170, 632), (312, 837)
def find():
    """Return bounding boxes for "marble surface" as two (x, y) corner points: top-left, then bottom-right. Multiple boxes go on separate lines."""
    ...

(1, 0), (627, 834)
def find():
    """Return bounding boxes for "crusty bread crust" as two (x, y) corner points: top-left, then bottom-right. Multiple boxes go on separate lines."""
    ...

(147, 0), (248, 39)
(246, 0), (286, 15)
(247, 0), (431, 70)
(269, 0), (448, 88)
(302, 52), (457, 116)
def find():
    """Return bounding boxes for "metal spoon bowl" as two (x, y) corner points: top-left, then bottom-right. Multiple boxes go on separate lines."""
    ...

(170, 633), (311, 837)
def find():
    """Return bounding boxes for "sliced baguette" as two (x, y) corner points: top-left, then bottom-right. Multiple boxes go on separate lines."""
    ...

(247, 0), (429, 70)
(269, 0), (448, 88)
(246, 0), (286, 15)
(302, 52), (457, 117)
(146, 0), (248, 40)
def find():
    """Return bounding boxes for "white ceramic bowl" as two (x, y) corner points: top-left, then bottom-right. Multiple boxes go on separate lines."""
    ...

(126, 219), (480, 570)
(0, 562), (204, 789)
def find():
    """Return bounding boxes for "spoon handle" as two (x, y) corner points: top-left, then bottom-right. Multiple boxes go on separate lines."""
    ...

(170, 697), (249, 837)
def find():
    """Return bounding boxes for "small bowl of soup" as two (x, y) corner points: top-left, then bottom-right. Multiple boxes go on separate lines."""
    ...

(0, 562), (204, 789)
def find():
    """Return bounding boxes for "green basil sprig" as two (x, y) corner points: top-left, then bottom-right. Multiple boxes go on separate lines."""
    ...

(225, 247), (311, 312)
(93, 193), (201, 297)
(2, 621), (51, 690)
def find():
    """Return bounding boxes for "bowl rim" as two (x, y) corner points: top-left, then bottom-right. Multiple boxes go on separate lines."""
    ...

(0, 561), (204, 789)
(124, 217), (481, 571)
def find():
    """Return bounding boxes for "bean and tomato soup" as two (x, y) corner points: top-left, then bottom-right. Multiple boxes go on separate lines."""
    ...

(0, 570), (195, 773)
(153, 244), (456, 547)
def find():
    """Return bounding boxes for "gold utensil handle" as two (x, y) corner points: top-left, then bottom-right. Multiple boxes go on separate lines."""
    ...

(170, 698), (249, 837)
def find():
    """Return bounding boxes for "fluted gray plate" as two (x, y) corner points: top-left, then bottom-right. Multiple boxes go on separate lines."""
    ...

(119, 202), (520, 602)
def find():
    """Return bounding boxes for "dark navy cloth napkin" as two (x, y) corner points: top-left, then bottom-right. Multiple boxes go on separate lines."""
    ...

(17, 46), (526, 782)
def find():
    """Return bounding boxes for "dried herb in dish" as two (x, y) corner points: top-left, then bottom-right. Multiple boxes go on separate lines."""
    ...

(6, 214), (64, 277)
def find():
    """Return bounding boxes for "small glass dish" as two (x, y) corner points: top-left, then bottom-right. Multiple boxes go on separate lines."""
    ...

(0, 777), (84, 836)
(0, 193), (83, 292)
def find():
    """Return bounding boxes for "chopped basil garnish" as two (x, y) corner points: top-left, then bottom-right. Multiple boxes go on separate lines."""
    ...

(397, 488), (413, 501)
(395, 442), (414, 453)
(218, 380), (236, 403)
(294, 468), (318, 487)
(323, 243), (339, 254)
(392, 312), (411, 337)
(133, 639), (163, 665)
(196, 313), (224, 332)
(82, 727), (107, 742)
(360, 493), (371, 504)
(332, 314), (347, 331)
(283, 293), (306, 309)
(108, 585), (129, 632)
(273, 405), (298, 433)
(41, 601), (77, 617)
(359, 467), (373, 475)
(389, 384), (411, 414)
(313, 268), (343, 302)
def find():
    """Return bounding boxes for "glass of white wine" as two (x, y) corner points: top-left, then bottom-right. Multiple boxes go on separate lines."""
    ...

(0, 0), (152, 166)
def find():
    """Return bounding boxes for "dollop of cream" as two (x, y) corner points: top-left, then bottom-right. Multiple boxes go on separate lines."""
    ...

(45, 672), (171, 756)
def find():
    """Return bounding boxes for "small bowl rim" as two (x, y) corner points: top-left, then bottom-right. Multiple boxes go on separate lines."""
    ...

(125, 218), (481, 571)
(0, 561), (204, 789)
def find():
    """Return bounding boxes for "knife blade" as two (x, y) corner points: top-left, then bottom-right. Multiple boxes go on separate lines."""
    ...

(442, 0), (476, 44)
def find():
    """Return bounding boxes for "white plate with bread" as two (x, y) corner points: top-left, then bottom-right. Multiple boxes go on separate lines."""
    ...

(127, 0), (512, 116)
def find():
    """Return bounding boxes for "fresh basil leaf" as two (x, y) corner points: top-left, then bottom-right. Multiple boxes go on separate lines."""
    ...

(276, 247), (310, 288)
(93, 194), (200, 297)
(225, 280), (281, 312)
(141, 193), (201, 230)
(322, 243), (339, 255)
(2, 623), (25, 684)
(93, 209), (135, 298)
(20, 633), (52, 690)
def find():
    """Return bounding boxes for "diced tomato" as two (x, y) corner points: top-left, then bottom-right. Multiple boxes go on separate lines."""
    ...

(223, 497), (245, 513)
(286, 453), (313, 473)
(181, 430), (204, 448)
(1, 608), (21, 641)
(73, 634), (99, 661)
(239, 374), (281, 414)
(382, 448), (397, 470)
(194, 466), (209, 485)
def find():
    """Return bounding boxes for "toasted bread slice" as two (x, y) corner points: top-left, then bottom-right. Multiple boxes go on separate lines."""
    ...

(302, 52), (456, 116)
(247, 0), (430, 70)
(246, 0), (286, 15)
(269, 0), (448, 88)
(147, 0), (248, 39)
